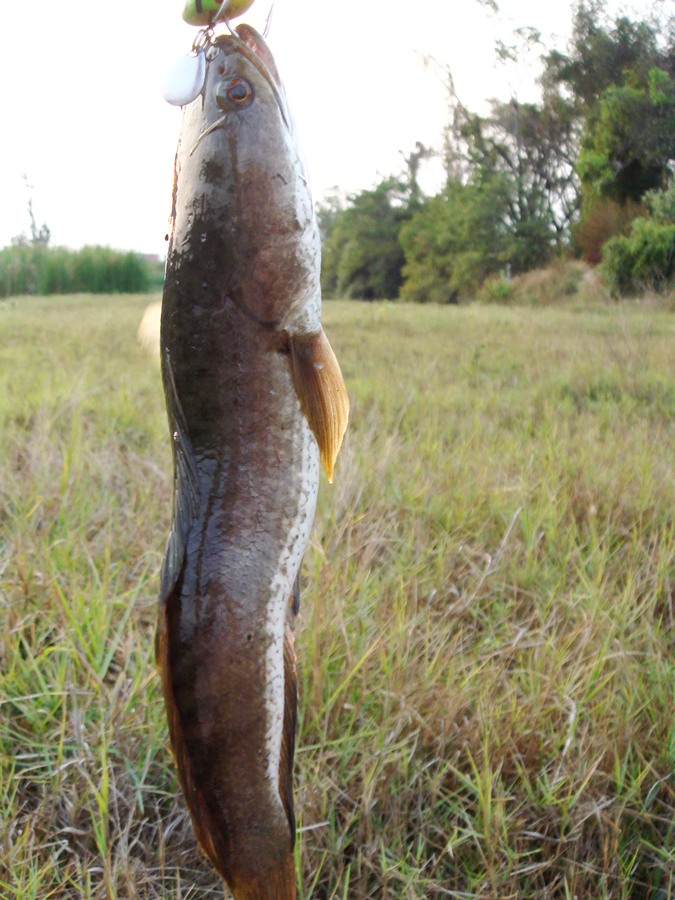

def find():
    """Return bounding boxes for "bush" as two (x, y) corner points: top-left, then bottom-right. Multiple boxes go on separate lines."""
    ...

(476, 261), (593, 306)
(475, 275), (514, 304)
(601, 217), (675, 296)
(644, 179), (675, 224)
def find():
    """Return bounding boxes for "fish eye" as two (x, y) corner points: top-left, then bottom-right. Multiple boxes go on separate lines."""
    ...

(227, 79), (251, 103)
(216, 78), (254, 110)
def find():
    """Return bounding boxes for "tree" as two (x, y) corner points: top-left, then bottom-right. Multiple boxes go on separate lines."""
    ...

(319, 178), (411, 300)
(576, 67), (675, 203)
(542, 3), (664, 111)
(451, 97), (580, 261)
(23, 175), (51, 247)
(400, 177), (515, 303)
(317, 189), (346, 297)
(401, 142), (435, 210)
(437, 21), (582, 268)
(543, 2), (674, 205)
(318, 1), (674, 302)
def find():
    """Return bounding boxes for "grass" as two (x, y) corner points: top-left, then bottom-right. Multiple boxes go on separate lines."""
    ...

(0, 294), (673, 898)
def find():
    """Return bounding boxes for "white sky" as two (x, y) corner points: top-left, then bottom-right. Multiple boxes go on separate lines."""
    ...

(0, 0), (654, 256)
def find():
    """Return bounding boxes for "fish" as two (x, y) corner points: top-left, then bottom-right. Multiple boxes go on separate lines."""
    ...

(155, 22), (349, 900)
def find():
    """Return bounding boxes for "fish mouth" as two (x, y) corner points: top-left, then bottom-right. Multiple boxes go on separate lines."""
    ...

(190, 24), (290, 157)
(232, 23), (284, 91)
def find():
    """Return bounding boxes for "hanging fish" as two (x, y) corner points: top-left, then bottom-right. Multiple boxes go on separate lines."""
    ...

(156, 22), (349, 900)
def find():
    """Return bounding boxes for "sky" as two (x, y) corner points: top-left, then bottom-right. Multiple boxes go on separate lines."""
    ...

(0, 0), (655, 256)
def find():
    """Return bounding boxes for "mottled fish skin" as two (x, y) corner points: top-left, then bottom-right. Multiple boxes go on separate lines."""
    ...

(156, 25), (348, 900)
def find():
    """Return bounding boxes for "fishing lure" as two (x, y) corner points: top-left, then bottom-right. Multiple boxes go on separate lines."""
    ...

(182, 0), (256, 27)
(164, 0), (260, 106)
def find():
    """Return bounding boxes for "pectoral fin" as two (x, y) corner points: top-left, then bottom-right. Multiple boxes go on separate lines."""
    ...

(289, 330), (349, 483)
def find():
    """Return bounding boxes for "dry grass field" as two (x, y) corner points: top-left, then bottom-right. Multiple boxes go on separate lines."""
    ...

(0, 294), (673, 898)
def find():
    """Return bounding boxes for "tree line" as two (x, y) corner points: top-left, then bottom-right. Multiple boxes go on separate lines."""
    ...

(0, 241), (159, 298)
(0, 178), (161, 298)
(320, 0), (675, 302)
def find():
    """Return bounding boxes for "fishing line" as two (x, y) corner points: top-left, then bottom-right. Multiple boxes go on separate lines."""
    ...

(263, 2), (274, 37)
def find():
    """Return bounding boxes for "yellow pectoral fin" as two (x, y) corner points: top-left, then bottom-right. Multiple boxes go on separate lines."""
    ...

(289, 330), (349, 483)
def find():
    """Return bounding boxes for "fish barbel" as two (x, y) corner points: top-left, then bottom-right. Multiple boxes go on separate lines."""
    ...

(156, 24), (349, 899)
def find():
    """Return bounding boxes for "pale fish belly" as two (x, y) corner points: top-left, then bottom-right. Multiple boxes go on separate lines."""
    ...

(263, 418), (319, 804)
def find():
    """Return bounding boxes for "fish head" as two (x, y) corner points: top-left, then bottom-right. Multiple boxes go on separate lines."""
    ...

(208, 24), (290, 138)
(170, 25), (321, 333)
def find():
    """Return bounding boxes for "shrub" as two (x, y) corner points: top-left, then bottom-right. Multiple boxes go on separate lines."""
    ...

(476, 261), (592, 306)
(475, 275), (514, 304)
(601, 217), (675, 296)
(644, 179), (675, 224)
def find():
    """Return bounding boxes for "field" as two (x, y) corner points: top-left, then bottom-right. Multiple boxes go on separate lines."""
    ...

(0, 294), (673, 899)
